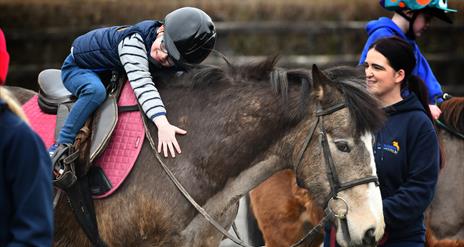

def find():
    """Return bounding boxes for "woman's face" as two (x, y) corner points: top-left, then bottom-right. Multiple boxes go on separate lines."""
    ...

(364, 48), (404, 100)
(412, 12), (433, 38)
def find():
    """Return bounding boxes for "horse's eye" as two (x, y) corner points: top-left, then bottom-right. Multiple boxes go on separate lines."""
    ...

(335, 141), (350, 153)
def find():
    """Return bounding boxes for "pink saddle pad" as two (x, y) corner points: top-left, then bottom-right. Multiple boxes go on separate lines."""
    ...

(22, 81), (145, 199)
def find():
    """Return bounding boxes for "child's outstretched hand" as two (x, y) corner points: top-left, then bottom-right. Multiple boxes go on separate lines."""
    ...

(154, 115), (187, 158)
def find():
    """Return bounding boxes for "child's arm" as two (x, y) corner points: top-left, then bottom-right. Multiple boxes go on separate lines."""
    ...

(118, 33), (186, 158)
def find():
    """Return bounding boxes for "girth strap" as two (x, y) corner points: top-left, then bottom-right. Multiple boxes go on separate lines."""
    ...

(65, 176), (108, 247)
(118, 104), (139, 113)
(63, 120), (108, 247)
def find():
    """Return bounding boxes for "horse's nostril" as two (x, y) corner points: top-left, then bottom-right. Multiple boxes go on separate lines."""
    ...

(362, 228), (376, 246)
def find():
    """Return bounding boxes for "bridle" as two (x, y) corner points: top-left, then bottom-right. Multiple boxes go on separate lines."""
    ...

(291, 101), (379, 247)
(141, 100), (379, 247)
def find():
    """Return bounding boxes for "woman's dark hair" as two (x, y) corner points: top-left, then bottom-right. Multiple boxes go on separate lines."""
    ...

(369, 36), (433, 121)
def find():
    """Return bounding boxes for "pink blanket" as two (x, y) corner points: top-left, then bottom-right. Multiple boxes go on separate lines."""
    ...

(22, 82), (145, 198)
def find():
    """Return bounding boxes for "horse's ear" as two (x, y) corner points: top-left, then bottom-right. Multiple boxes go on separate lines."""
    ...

(312, 64), (332, 100)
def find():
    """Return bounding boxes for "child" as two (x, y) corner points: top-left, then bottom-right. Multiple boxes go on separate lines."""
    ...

(49, 7), (216, 186)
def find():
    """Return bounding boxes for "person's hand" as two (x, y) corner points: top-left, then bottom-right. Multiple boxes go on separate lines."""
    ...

(154, 115), (187, 158)
(429, 104), (442, 120)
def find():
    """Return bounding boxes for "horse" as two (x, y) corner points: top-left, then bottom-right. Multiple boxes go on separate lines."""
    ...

(426, 96), (464, 247)
(248, 96), (464, 247)
(249, 169), (324, 247)
(10, 59), (386, 247)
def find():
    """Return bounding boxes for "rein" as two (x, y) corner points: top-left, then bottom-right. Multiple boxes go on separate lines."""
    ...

(140, 111), (256, 247)
(435, 93), (464, 140)
(435, 119), (464, 139)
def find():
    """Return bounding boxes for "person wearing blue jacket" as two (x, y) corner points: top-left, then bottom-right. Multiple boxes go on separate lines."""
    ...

(0, 87), (53, 247)
(48, 7), (216, 188)
(325, 37), (440, 247)
(359, 0), (457, 120)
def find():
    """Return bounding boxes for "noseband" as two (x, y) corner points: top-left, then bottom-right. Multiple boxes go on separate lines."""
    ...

(291, 101), (379, 247)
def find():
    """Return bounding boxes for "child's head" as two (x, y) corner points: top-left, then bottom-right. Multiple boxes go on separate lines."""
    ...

(150, 7), (216, 69)
(379, 0), (457, 38)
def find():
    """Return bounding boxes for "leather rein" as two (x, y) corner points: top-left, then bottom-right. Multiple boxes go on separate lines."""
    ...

(141, 101), (379, 247)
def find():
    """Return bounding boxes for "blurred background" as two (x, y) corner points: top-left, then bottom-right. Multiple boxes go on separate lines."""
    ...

(1, 0), (463, 95)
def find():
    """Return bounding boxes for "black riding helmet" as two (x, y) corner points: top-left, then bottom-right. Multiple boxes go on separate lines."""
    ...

(162, 7), (216, 68)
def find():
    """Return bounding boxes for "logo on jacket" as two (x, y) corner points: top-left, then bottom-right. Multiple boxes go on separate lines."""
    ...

(378, 140), (400, 154)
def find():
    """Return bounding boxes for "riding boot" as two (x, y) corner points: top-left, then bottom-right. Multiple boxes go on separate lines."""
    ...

(50, 143), (79, 189)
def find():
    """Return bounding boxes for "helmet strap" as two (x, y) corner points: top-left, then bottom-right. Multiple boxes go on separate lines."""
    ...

(406, 11), (420, 40)
(148, 56), (164, 69)
(395, 10), (418, 40)
(395, 10), (412, 22)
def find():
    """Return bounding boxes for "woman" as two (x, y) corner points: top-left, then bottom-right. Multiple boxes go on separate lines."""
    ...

(325, 36), (440, 247)
(0, 87), (53, 246)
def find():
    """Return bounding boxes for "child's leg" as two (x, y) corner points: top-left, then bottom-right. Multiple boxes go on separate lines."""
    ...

(57, 54), (106, 144)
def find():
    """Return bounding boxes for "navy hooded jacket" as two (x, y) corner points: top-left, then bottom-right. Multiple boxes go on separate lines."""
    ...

(0, 99), (53, 247)
(359, 17), (443, 104)
(71, 20), (161, 71)
(374, 92), (439, 244)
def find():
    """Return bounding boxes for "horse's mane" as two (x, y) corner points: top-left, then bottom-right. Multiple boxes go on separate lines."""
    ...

(165, 59), (384, 136)
(441, 97), (464, 133)
(163, 57), (277, 89)
(324, 66), (385, 136)
(269, 65), (384, 136)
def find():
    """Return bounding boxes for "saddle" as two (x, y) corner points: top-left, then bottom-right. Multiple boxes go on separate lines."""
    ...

(38, 69), (120, 164)
(37, 69), (128, 247)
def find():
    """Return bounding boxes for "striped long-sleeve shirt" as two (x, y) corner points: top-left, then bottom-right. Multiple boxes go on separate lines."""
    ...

(118, 33), (166, 120)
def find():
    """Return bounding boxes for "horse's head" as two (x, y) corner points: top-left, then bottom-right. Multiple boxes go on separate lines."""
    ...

(280, 65), (386, 247)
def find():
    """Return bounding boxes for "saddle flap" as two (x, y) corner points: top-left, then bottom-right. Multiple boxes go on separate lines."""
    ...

(90, 95), (118, 162)
(55, 103), (73, 142)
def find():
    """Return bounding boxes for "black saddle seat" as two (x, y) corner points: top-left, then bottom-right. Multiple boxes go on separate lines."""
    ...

(38, 69), (75, 114)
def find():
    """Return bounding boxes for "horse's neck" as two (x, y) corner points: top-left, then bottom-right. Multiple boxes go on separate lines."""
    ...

(182, 154), (287, 234)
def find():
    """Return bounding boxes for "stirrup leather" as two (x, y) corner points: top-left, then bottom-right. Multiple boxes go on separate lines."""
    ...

(52, 144), (79, 189)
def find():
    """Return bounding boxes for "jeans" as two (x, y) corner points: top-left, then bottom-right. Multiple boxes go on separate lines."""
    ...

(57, 54), (106, 144)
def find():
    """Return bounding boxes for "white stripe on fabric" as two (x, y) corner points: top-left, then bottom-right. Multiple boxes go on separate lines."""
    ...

(118, 33), (166, 119)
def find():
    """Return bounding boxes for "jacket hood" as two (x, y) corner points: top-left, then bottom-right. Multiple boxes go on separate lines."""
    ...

(384, 92), (425, 116)
(366, 17), (406, 39)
